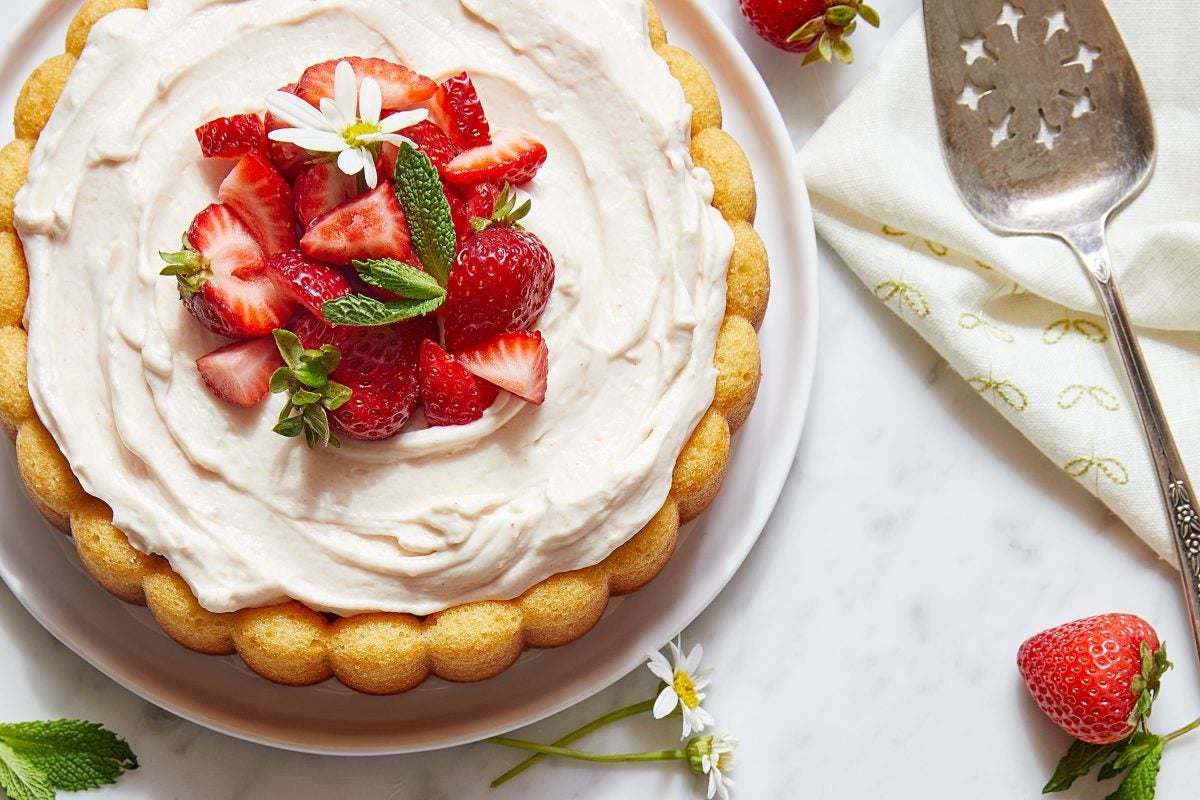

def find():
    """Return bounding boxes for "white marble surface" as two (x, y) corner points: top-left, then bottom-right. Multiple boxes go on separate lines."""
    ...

(2, 1), (1199, 798)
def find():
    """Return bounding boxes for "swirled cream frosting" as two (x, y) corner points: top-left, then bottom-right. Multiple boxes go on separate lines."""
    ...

(16, 0), (732, 615)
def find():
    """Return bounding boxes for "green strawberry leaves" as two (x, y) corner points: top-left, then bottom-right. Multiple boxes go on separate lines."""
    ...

(158, 237), (209, 297)
(320, 259), (447, 326)
(392, 142), (456, 287)
(270, 329), (351, 448)
(0, 720), (137, 800)
(1128, 642), (1172, 727)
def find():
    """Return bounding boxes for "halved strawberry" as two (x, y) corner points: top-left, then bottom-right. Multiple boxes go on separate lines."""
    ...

(443, 131), (547, 188)
(296, 57), (437, 111)
(195, 335), (281, 406)
(291, 312), (436, 440)
(418, 340), (499, 426)
(265, 83), (311, 181)
(218, 151), (297, 255)
(164, 204), (297, 339)
(425, 72), (491, 149)
(457, 330), (548, 405)
(294, 161), (358, 228)
(195, 114), (265, 159)
(300, 181), (414, 266)
(263, 250), (351, 321)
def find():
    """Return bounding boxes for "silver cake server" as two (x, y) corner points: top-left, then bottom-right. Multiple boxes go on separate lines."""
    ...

(924, 0), (1200, 661)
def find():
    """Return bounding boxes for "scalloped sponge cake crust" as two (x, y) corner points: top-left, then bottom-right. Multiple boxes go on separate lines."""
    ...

(2, 0), (769, 693)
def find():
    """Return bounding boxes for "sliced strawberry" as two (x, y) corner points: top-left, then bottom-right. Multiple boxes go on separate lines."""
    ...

(445, 181), (500, 242)
(296, 57), (437, 111)
(263, 250), (351, 321)
(381, 119), (461, 179)
(425, 72), (491, 149)
(175, 204), (297, 339)
(457, 330), (548, 405)
(291, 312), (436, 440)
(300, 181), (414, 266)
(418, 340), (499, 426)
(195, 336), (281, 406)
(195, 114), (265, 159)
(294, 161), (358, 228)
(443, 131), (547, 188)
(265, 83), (311, 181)
(218, 151), (297, 255)
(442, 223), (555, 351)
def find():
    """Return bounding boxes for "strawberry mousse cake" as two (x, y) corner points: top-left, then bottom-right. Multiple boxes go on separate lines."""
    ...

(0, 0), (770, 692)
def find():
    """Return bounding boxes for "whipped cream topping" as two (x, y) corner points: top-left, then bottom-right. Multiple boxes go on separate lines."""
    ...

(16, 0), (732, 615)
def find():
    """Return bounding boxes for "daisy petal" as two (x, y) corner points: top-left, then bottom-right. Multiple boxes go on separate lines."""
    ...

(338, 147), (366, 176)
(652, 686), (678, 719)
(265, 91), (330, 131)
(646, 651), (674, 683)
(334, 60), (359, 122)
(693, 669), (715, 691)
(707, 771), (719, 800)
(268, 128), (347, 152)
(359, 76), (382, 125)
(357, 133), (412, 148)
(668, 639), (685, 668)
(360, 148), (378, 189)
(380, 109), (429, 133)
(319, 97), (350, 132)
(685, 643), (704, 674)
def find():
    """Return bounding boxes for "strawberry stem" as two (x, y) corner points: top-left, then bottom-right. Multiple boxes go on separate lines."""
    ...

(1163, 715), (1200, 742)
(490, 698), (656, 787)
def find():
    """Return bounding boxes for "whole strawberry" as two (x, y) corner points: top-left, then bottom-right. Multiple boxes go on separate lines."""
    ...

(1018, 613), (1165, 745)
(738, 0), (880, 64)
(442, 186), (554, 352)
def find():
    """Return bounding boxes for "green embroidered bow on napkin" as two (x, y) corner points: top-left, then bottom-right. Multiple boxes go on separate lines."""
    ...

(799, 0), (1200, 563)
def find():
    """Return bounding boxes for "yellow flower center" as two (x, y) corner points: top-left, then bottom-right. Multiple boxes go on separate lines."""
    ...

(342, 120), (380, 147)
(673, 670), (699, 710)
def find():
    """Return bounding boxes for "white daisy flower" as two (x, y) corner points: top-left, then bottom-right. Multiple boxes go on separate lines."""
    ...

(699, 732), (737, 800)
(265, 60), (427, 189)
(646, 637), (715, 738)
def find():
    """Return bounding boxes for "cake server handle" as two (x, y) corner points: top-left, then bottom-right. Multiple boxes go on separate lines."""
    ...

(1070, 223), (1200, 663)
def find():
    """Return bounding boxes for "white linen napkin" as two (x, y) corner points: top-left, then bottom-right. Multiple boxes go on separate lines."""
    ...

(798, 0), (1200, 563)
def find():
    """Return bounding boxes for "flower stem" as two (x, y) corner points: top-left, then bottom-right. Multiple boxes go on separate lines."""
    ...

(490, 698), (657, 788)
(487, 737), (685, 765)
(1163, 715), (1200, 742)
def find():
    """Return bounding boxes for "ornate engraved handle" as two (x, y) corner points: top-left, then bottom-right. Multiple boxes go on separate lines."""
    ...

(1066, 221), (1200, 663)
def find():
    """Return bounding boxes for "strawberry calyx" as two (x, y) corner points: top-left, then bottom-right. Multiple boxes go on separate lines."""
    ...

(269, 329), (352, 448)
(1128, 640), (1172, 728)
(159, 238), (211, 296)
(470, 183), (530, 234)
(788, 0), (880, 65)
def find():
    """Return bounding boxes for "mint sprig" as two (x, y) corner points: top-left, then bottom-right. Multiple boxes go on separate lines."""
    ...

(320, 258), (447, 326)
(0, 720), (137, 800)
(270, 329), (351, 448)
(392, 142), (457, 286)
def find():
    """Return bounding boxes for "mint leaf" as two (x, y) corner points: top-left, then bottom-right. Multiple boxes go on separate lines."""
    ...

(352, 259), (445, 301)
(321, 293), (444, 327)
(1044, 739), (1121, 792)
(269, 331), (350, 449)
(0, 741), (53, 800)
(0, 720), (136, 798)
(1111, 733), (1163, 773)
(392, 143), (456, 286)
(273, 329), (304, 369)
(1106, 737), (1163, 800)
